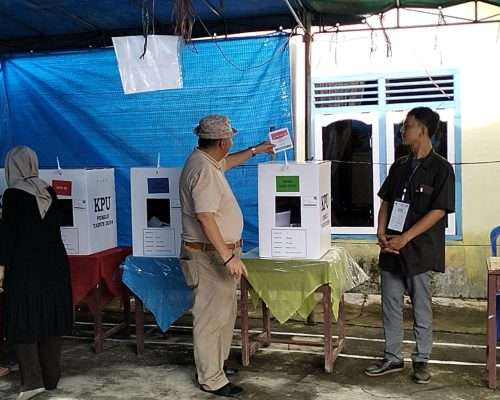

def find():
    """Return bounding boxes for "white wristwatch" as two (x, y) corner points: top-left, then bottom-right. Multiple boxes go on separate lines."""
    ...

(250, 147), (257, 157)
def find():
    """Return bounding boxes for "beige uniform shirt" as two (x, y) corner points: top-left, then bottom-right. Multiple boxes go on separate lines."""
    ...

(180, 148), (244, 244)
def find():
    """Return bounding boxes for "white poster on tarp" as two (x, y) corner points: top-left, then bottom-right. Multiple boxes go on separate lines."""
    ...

(112, 35), (183, 94)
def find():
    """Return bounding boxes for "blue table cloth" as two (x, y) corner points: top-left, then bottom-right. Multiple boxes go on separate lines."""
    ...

(122, 256), (192, 332)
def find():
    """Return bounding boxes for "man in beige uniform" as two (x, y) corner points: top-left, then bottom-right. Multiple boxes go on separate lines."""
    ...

(180, 115), (274, 397)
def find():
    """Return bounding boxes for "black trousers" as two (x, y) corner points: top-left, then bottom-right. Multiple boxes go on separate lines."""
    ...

(15, 337), (62, 391)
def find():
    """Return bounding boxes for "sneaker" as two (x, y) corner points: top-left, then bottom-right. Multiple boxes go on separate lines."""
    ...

(201, 382), (243, 398)
(412, 362), (431, 384)
(16, 388), (46, 400)
(365, 359), (404, 377)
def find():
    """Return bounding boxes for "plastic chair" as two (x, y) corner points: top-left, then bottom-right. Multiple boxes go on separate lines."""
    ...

(491, 226), (500, 256)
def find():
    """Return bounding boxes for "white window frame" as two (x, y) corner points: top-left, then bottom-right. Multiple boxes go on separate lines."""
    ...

(385, 109), (456, 235)
(314, 112), (381, 235)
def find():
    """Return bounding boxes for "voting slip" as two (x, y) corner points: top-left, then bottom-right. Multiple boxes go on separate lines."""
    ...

(388, 201), (409, 232)
(269, 128), (293, 153)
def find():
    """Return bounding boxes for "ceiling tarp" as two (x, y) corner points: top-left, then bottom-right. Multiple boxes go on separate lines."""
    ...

(1, 1), (500, 54)
(306, 0), (500, 14)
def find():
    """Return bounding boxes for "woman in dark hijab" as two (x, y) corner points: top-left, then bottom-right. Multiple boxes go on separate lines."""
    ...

(0, 146), (73, 400)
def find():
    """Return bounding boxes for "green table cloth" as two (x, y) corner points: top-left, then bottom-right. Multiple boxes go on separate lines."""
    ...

(242, 247), (369, 324)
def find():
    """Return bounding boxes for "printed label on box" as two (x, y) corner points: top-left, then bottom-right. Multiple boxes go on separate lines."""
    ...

(61, 227), (79, 254)
(52, 180), (72, 196)
(271, 229), (307, 258)
(276, 176), (300, 193)
(303, 196), (318, 207)
(143, 228), (176, 256)
(147, 178), (170, 194)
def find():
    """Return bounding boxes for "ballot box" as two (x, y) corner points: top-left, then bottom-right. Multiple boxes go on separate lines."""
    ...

(39, 168), (117, 255)
(130, 167), (182, 257)
(258, 161), (331, 260)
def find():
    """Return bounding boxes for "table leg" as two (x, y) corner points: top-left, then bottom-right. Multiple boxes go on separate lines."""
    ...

(123, 292), (131, 338)
(240, 277), (250, 367)
(322, 285), (333, 373)
(262, 301), (271, 346)
(332, 295), (346, 364)
(135, 296), (145, 356)
(94, 283), (104, 354)
(487, 274), (497, 389)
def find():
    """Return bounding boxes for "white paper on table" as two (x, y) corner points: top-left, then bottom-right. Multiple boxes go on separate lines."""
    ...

(269, 128), (293, 154)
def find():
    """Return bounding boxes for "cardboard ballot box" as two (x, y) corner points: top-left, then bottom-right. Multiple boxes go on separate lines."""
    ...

(130, 168), (182, 257)
(258, 161), (332, 260)
(39, 169), (117, 255)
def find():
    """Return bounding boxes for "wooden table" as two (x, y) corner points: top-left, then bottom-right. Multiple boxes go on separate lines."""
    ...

(487, 269), (500, 389)
(240, 277), (346, 373)
(69, 247), (132, 353)
(121, 256), (193, 355)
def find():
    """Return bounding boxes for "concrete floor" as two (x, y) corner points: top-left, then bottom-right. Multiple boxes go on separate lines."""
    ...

(1, 295), (499, 400)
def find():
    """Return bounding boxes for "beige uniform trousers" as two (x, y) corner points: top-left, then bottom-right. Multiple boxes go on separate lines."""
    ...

(180, 246), (240, 391)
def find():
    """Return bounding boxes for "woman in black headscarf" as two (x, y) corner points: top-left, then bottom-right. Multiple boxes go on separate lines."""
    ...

(0, 146), (73, 400)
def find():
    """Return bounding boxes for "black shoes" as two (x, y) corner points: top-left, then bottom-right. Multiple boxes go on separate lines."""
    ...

(201, 383), (243, 398)
(365, 359), (405, 377)
(412, 362), (431, 384)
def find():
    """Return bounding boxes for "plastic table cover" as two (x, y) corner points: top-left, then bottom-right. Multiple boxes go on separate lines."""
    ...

(242, 247), (369, 324)
(122, 256), (192, 332)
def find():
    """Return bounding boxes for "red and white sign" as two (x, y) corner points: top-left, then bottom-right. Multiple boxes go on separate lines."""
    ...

(269, 127), (293, 153)
(52, 180), (72, 196)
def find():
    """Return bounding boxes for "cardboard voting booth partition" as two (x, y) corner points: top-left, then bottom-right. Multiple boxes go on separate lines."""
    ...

(258, 161), (332, 260)
(130, 168), (182, 257)
(39, 169), (117, 255)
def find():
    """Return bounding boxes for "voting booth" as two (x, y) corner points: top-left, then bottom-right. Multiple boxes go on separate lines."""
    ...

(130, 167), (182, 257)
(258, 161), (332, 260)
(39, 168), (117, 255)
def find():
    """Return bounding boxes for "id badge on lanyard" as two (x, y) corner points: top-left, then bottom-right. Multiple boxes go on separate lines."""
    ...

(388, 163), (420, 233)
(388, 200), (409, 232)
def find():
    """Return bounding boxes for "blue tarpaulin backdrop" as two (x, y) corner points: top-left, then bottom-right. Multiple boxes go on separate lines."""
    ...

(0, 34), (293, 249)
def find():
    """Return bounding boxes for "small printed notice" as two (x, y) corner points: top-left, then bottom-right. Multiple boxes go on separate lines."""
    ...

(271, 229), (307, 258)
(170, 198), (181, 208)
(303, 196), (318, 207)
(269, 128), (293, 153)
(143, 228), (176, 257)
(61, 228), (79, 255)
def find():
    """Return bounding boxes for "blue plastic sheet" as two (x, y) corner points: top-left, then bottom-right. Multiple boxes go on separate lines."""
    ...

(122, 256), (192, 332)
(0, 34), (293, 250)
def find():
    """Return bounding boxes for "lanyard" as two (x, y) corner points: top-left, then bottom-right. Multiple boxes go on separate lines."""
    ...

(401, 162), (420, 201)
